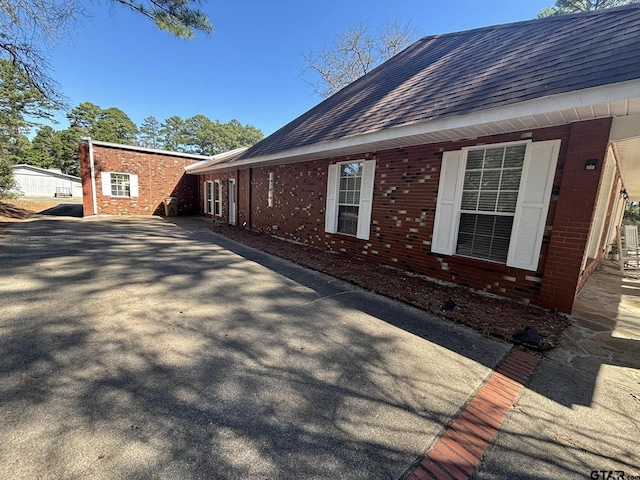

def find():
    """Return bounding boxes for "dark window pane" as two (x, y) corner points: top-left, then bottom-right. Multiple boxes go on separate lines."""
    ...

(458, 213), (476, 234)
(497, 192), (519, 212)
(494, 216), (513, 238)
(463, 170), (481, 190)
(472, 236), (491, 258)
(466, 150), (484, 170)
(456, 233), (474, 256)
(484, 148), (504, 169)
(500, 169), (522, 190)
(461, 192), (478, 210)
(338, 205), (359, 235)
(489, 237), (510, 262)
(475, 215), (496, 236)
(504, 146), (526, 168)
(456, 213), (513, 263)
(478, 191), (498, 211)
(481, 170), (500, 190)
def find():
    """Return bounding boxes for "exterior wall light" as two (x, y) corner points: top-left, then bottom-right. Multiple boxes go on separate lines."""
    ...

(585, 159), (598, 170)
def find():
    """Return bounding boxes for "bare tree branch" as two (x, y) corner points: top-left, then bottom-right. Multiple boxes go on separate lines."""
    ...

(0, 0), (213, 107)
(302, 20), (418, 98)
(538, 0), (639, 17)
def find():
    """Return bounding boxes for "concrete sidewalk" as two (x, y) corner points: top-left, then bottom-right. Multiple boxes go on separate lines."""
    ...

(474, 264), (640, 479)
(1, 214), (638, 479)
(0, 215), (508, 479)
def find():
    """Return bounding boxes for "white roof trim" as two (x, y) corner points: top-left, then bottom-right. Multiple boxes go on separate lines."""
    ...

(184, 147), (249, 173)
(80, 138), (214, 161)
(12, 164), (81, 181)
(200, 79), (640, 172)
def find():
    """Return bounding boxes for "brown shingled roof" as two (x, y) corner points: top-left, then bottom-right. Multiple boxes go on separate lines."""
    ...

(240, 5), (640, 160)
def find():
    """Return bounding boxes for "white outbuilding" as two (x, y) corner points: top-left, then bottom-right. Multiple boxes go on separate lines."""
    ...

(12, 164), (83, 198)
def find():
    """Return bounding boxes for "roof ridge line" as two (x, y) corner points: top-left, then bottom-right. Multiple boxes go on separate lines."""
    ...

(416, 3), (640, 43)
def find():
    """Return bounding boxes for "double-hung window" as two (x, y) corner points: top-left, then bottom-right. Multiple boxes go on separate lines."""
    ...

(432, 140), (560, 271)
(110, 173), (130, 197)
(337, 162), (362, 235)
(268, 172), (275, 208)
(213, 180), (221, 217)
(325, 159), (376, 240)
(456, 145), (525, 263)
(100, 171), (139, 198)
(204, 181), (213, 214)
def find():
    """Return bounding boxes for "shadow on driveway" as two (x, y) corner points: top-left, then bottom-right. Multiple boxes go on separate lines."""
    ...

(0, 215), (508, 480)
(39, 203), (83, 217)
(1, 215), (637, 480)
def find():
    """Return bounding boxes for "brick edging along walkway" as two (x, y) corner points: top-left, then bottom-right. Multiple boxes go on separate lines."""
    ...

(404, 348), (541, 480)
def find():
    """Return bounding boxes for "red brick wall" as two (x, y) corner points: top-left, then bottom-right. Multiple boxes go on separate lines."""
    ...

(80, 143), (199, 216)
(197, 119), (613, 312)
(539, 118), (612, 312)
(239, 168), (251, 227)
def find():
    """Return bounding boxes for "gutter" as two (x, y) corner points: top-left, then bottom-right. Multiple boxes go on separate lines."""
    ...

(86, 138), (98, 216)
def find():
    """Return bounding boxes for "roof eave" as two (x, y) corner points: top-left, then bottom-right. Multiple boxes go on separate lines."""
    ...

(184, 147), (250, 174)
(83, 139), (215, 161)
(12, 164), (82, 181)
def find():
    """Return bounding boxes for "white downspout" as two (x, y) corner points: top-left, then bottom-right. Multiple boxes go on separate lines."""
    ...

(87, 138), (98, 216)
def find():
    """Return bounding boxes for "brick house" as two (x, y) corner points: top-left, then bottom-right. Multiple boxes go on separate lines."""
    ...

(79, 139), (207, 217)
(185, 6), (640, 314)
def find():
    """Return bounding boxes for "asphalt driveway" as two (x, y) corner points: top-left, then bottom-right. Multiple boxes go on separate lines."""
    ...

(0, 215), (509, 479)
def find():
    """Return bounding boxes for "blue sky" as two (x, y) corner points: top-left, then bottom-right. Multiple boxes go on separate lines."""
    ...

(46, 0), (552, 137)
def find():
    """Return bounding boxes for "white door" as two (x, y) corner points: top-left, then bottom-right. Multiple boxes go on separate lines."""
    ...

(228, 179), (236, 225)
(73, 183), (83, 198)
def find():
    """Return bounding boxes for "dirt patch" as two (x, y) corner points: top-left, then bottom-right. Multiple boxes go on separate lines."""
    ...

(210, 223), (571, 348)
(0, 199), (62, 220)
(0, 199), (64, 234)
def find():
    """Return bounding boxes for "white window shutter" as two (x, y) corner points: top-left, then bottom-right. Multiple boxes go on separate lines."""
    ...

(325, 164), (339, 233)
(129, 174), (139, 197)
(432, 150), (463, 255)
(507, 139), (561, 271)
(203, 182), (208, 214)
(100, 172), (112, 196)
(356, 160), (376, 240)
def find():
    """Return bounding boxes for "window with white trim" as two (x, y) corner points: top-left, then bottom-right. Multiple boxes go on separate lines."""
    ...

(337, 162), (362, 235)
(213, 180), (221, 217)
(204, 181), (213, 214)
(268, 172), (275, 208)
(457, 145), (525, 262)
(100, 171), (139, 198)
(432, 140), (560, 271)
(325, 159), (376, 240)
(110, 173), (130, 197)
